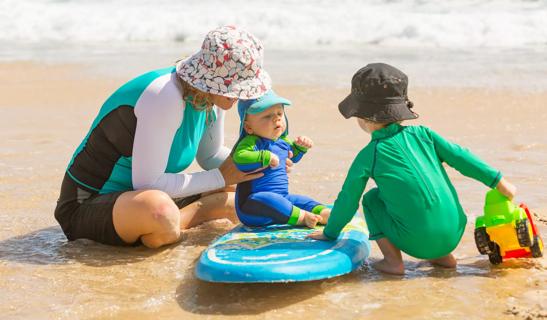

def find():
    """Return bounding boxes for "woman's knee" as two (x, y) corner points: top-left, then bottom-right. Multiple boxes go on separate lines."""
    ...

(138, 190), (180, 228)
(114, 190), (180, 244)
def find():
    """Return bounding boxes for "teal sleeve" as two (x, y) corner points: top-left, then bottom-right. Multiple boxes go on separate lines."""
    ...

(233, 135), (271, 169)
(323, 149), (370, 240)
(426, 127), (502, 188)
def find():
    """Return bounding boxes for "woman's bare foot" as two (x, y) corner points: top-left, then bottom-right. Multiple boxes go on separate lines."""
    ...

(297, 211), (319, 228)
(429, 254), (457, 268)
(372, 259), (405, 275)
(317, 208), (331, 224)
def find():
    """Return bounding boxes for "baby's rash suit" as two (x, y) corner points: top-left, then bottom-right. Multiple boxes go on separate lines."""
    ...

(324, 123), (501, 259)
(233, 134), (325, 226)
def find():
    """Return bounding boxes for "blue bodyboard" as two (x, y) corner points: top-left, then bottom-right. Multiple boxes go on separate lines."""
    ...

(196, 215), (370, 283)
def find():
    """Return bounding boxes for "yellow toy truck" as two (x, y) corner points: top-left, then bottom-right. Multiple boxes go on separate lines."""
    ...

(474, 189), (543, 264)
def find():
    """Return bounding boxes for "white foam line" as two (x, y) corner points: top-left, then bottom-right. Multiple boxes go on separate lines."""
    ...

(206, 234), (350, 266)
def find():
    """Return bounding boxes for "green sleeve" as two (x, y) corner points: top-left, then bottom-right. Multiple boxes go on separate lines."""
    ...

(280, 135), (308, 159)
(425, 127), (502, 188)
(323, 149), (370, 240)
(233, 135), (271, 167)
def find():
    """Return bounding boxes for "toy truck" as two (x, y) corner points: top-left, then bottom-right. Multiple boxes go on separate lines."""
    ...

(474, 189), (543, 264)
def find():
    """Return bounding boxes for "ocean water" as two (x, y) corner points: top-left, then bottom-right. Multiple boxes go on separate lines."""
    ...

(1, 0), (547, 48)
(1, 0), (547, 90)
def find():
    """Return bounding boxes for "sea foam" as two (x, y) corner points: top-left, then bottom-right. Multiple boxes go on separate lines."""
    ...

(1, 0), (546, 48)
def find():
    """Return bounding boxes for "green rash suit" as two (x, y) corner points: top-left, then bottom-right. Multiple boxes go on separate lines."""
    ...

(323, 123), (502, 259)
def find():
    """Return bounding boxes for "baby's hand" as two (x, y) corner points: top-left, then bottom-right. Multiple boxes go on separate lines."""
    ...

(294, 136), (313, 149)
(269, 153), (280, 168)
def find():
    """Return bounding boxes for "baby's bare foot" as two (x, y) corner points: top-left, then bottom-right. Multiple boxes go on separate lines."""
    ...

(318, 208), (331, 224)
(300, 212), (318, 228)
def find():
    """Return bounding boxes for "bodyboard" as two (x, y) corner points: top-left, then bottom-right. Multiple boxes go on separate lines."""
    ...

(195, 214), (370, 283)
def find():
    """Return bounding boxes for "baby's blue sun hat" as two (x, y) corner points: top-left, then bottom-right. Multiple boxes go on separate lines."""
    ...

(237, 90), (292, 137)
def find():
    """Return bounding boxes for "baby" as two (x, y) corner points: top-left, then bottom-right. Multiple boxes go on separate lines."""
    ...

(233, 90), (330, 228)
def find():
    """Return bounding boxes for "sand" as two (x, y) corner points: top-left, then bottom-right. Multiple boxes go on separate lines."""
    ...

(0, 62), (545, 319)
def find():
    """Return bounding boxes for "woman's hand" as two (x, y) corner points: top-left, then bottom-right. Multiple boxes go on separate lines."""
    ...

(496, 177), (517, 200)
(219, 157), (264, 186)
(294, 136), (313, 149)
(286, 151), (294, 173)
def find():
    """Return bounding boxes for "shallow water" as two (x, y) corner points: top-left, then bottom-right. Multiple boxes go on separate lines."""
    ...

(0, 51), (546, 319)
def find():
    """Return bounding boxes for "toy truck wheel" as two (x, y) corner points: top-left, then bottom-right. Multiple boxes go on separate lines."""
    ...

(488, 244), (503, 265)
(475, 227), (493, 254)
(531, 236), (543, 258)
(516, 219), (532, 247)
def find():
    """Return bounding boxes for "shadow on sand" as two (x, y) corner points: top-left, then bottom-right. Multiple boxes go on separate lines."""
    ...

(176, 272), (329, 315)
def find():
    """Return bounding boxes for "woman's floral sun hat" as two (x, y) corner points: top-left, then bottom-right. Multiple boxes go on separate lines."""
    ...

(176, 25), (271, 99)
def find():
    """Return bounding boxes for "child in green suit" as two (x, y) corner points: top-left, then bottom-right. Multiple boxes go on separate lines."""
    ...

(308, 63), (516, 275)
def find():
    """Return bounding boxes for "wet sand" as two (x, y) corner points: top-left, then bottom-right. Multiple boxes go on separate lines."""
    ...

(0, 62), (545, 319)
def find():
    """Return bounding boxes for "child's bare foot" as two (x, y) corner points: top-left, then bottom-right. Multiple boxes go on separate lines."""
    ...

(317, 208), (331, 224)
(297, 211), (319, 228)
(372, 259), (405, 275)
(374, 238), (404, 275)
(429, 254), (457, 268)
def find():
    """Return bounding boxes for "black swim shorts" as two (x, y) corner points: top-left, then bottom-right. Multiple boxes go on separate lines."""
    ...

(54, 173), (201, 246)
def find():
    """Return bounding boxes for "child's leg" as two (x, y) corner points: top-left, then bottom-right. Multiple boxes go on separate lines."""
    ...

(285, 194), (330, 224)
(375, 238), (405, 275)
(238, 191), (317, 228)
(428, 254), (457, 268)
(362, 188), (404, 274)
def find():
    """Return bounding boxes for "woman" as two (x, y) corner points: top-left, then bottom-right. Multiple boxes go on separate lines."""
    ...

(55, 26), (271, 248)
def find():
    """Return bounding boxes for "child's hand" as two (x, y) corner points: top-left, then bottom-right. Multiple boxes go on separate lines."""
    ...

(496, 177), (517, 200)
(269, 154), (280, 168)
(306, 230), (330, 241)
(294, 136), (313, 149)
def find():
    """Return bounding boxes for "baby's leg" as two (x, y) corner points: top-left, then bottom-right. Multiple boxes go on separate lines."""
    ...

(285, 194), (329, 224)
(239, 192), (316, 228)
(429, 254), (457, 268)
(375, 238), (405, 275)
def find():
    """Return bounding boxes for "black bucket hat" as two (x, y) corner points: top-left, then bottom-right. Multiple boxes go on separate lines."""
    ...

(339, 63), (418, 122)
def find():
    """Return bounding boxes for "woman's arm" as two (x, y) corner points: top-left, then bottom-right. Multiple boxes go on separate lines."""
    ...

(195, 107), (231, 170)
(132, 75), (225, 198)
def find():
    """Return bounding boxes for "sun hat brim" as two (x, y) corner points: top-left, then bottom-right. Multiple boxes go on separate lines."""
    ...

(339, 92), (418, 122)
(237, 90), (292, 122)
(246, 93), (292, 115)
(176, 56), (272, 100)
